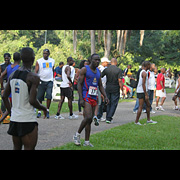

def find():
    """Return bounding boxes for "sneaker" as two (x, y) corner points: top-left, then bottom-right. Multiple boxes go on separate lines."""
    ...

(135, 122), (142, 125)
(106, 120), (113, 124)
(133, 110), (137, 114)
(99, 117), (106, 122)
(54, 115), (65, 119)
(37, 112), (41, 118)
(46, 111), (50, 119)
(150, 110), (156, 114)
(83, 142), (94, 147)
(155, 107), (159, 111)
(159, 106), (165, 111)
(69, 114), (78, 119)
(147, 120), (157, 124)
(73, 133), (81, 146)
(93, 116), (99, 126)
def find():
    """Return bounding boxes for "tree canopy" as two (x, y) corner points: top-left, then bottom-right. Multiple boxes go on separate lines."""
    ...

(0, 30), (180, 71)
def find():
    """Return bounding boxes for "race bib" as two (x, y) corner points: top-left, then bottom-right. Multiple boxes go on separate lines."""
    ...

(88, 86), (98, 96)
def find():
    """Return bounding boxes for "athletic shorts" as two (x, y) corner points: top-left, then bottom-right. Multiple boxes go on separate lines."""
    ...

(37, 80), (53, 101)
(156, 89), (166, 98)
(137, 93), (145, 100)
(60, 87), (72, 98)
(84, 98), (97, 107)
(7, 121), (38, 137)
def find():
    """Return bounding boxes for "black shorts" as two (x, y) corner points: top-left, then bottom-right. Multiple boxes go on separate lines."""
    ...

(60, 87), (72, 98)
(137, 93), (145, 100)
(7, 121), (38, 137)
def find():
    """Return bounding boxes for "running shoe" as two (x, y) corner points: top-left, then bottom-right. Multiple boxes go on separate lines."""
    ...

(159, 106), (165, 111)
(46, 111), (50, 119)
(83, 142), (94, 147)
(37, 112), (41, 118)
(93, 116), (99, 126)
(69, 114), (78, 119)
(54, 115), (65, 119)
(147, 120), (157, 124)
(135, 122), (142, 125)
(73, 133), (81, 146)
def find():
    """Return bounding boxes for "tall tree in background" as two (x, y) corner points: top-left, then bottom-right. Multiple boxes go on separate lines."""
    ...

(73, 30), (77, 54)
(104, 30), (111, 58)
(140, 30), (145, 46)
(91, 30), (95, 54)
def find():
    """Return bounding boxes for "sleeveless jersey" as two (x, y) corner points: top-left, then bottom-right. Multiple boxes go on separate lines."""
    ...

(10, 69), (37, 122)
(137, 69), (148, 93)
(82, 65), (101, 101)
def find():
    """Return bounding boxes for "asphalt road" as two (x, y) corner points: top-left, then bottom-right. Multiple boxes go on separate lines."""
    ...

(0, 93), (179, 150)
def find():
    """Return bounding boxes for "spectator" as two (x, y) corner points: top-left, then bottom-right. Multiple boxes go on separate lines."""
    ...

(123, 64), (132, 77)
(102, 58), (123, 124)
(156, 68), (166, 111)
(35, 49), (55, 119)
(54, 62), (64, 81)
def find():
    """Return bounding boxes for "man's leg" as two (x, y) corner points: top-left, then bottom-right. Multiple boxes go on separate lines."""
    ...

(135, 98), (144, 123)
(21, 125), (38, 150)
(78, 102), (93, 134)
(156, 96), (160, 107)
(57, 95), (65, 114)
(106, 92), (120, 122)
(67, 97), (73, 116)
(12, 136), (22, 150)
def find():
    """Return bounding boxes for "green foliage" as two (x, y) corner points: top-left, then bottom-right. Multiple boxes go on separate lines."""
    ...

(0, 30), (180, 71)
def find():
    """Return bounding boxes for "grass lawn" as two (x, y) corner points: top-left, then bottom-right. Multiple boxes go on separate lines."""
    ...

(51, 115), (180, 150)
(41, 100), (78, 116)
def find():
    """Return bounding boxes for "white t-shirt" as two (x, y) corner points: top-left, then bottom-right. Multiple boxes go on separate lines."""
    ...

(37, 57), (55, 82)
(98, 65), (107, 88)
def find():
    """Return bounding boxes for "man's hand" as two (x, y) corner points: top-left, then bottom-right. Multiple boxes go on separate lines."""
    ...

(104, 97), (109, 105)
(80, 98), (85, 108)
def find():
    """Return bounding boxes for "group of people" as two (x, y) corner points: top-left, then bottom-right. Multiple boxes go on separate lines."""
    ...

(1, 46), (180, 150)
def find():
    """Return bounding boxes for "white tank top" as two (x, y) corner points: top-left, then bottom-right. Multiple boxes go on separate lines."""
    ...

(137, 69), (148, 93)
(10, 70), (37, 122)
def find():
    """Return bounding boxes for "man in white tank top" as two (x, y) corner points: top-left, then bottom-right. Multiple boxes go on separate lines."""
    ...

(54, 57), (78, 120)
(2, 47), (47, 150)
(135, 61), (157, 125)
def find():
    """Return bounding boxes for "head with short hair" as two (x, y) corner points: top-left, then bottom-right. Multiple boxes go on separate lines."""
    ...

(4, 53), (11, 64)
(67, 56), (74, 66)
(143, 61), (151, 71)
(111, 58), (118, 66)
(43, 49), (50, 60)
(90, 53), (100, 68)
(20, 47), (35, 66)
(161, 67), (166, 74)
(13, 52), (21, 62)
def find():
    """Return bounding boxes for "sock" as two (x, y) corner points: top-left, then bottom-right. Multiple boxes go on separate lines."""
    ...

(38, 111), (41, 114)
(56, 112), (60, 116)
(76, 132), (80, 136)
(85, 141), (89, 144)
(47, 109), (49, 112)
(70, 113), (73, 116)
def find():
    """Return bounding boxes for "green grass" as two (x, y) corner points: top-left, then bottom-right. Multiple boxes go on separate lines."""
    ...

(51, 115), (180, 150)
(41, 100), (78, 116)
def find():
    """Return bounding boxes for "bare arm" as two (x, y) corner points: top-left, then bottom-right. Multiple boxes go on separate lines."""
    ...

(98, 77), (109, 105)
(35, 61), (39, 74)
(142, 71), (148, 96)
(65, 66), (73, 86)
(77, 67), (86, 107)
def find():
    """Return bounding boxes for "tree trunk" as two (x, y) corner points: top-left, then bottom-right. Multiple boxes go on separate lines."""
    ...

(140, 30), (145, 46)
(73, 30), (77, 54)
(106, 30), (111, 58)
(98, 30), (102, 44)
(91, 30), (95, 54)
(119, 30), (124, 55)
(122, 30), (128, 55)
(116, 30), (121, 51)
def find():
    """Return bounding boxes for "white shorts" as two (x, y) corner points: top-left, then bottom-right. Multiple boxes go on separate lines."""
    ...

(156, 89), (166, 98)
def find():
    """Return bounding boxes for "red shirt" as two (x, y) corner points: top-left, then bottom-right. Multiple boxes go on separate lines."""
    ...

(156, 73), (165, 90)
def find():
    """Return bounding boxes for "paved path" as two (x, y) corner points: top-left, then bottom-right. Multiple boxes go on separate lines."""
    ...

(0, 93), (180, 150)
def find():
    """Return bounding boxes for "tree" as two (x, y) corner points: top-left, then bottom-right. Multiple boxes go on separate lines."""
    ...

(91, 30), (95, 54)
(73, 30), (77, 54)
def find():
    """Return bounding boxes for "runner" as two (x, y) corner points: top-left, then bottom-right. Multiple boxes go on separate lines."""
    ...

(54, 57), (78, 119)
(135, 61), (157, 125)
(73, 54), (109, 147)
(1, 47), (47, 150)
